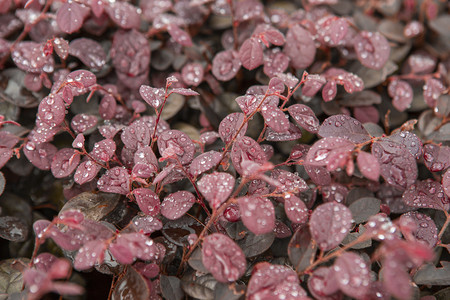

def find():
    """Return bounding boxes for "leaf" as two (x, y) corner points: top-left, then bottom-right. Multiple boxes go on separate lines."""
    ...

(414, 262), (450, 286)
(97, 167), (130, 195)
(0, 216), (28, 242)
(265, 123), (302, 141)
(157, 130), (195, 165)
(353, 31), (390, 70)
(171, 88), (200, 96)
(51, 148), (80, 178)
(260, 105), (289, 133)
(111, 267), (150, 300)
(213, 282), (245, 300)
(399, 211), (438, 247)
(356, 151), (380, 181)
(349, 197), (381, 224)
(388, 80), (413, 112)
(182, 63), (204, 86)
(444, 169), (450, 199)
(322, 80), (337, 102)
(332, 252), (371, 299)
(99, 95), (117, 120)
(132, 215), (162, 235)
(59, 192), (120, 222)
(139, 85), (165, 109)
(402, 179), (449, 211)
(38, 94), (66, 127)
(0, 258), (29, 295)
(202, 233), (246, 283)
(161, 191), (196, 220)
(309, 202), (353, 251)
(389, 131), (423, 160)
(231, 136), (267, 175)
(239, 38), (263, 70)
(284, 24), (316, 69)
(181, 272), (217, 300)
(423, 144), (450, 172)
(307, 266), (340, 299)
(23, 142), (57, 171)
(70, 114), (97, 134)
(105, 1), (140, 29)
(247, 262), (307, 300)
(236, 230), (275, 258)
(237, 196), (275, 235)
(197, 172), (235, 210)
(160, 275), (184, 300)
(263, 49), (290, 78)
(0, 172), (4, 197)
(211, 50), (241, 81)
(56, 3), (85, 34)
(167, 24), (193, 47)
(189, 151), (222, 177)
(74, 240), (106, 270)
(69, 38), (106, 70)
(65, 70), (97, 96)
(288, 225), (317, 273)
(284, 194), (309, 224)
(133, 188), (161, 217)
(305, 137), (355, 167)
(319, 114), (371, 144)
(288, 104), (320, 133)
(371, 140), (418, 190)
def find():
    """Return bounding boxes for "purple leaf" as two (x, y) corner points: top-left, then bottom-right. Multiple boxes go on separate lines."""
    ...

(51, 148), (80, 178)
(238, 196), (275, 235)
(284, 24), (316, 69)
(307, 267), (341, 299)
(23, 142), (57, 171)
(388, 80), (413, 112)
(265, 123), (302, 141)
(121, 119), (152, 150)
(247, 262), (307, 300)
(423, 143), (450, 172)
(324, 68), (364, 94)
(105, 2), (140, 29)
(69, 38), (106, 70)
(322, 80), (337, 102)
(70, 114), (97, 134)
(402, 179), (449, 211)
(56, 3), (85, 34)
(423, 78), (445, 108)
(110, 233), (160, 264)
(90, 139), (116, 162)
(53, 37), (69, 60)
(317, 16), (348, 46)
(181, 63), (204, 86)
(12, 42), (54, 73)
(167, 24), (193, 47)
(284, 194), (308, 224)
(260, 105), (289, 133)
(211, 50), (241, 81)
(171, 88), (199, 96)
(301, 74), (326, 97)
(157, 130), (195, 165)
(354, 31), (390, 70)
(263, 49), (289, 78)
(321, 183), (349, 204)
(274, 220), (292, 238)
(239, 38), (263, 70)
(201, 233), (246, 283)
(99, 95), (117, 120)
(134, 146), (158, 172)
(319, 114), (371, 144)
(38, 94), (66, 127)
(305, 137), (355, 167)
(65, 70), (97, 96)
(305, 165), (332, 186)
(161, 191), (196, 220)
(133, 188), (161, 216)
(371, 140), (418, 190)
(218, 112), (247, 144)
(389, 131), (423, 159)
(198, 172), (235, 210)
(139, 85), (165, 109)
(356, 151), (380, 181)
(74, 240), (106, 270)
(288, 104), (320, 133)
(189, 151), (222, 177)
(97, 167), (130, 195)
(132, 215), (163, 235)
(74, 160), (101, 185)
(234, 0), (263, 22)
(333, 252), (371, 299)
(271, 169), (308, 195)
(231, 136), (267, 175)
(309, 202), (352, 251)
(399, 211), (438, 247)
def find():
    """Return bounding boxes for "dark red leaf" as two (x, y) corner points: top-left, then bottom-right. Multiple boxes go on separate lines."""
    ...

(70, 114), (97, 134)
(399, 211), (438, 247)
(423, 78), (445, 108)
(260, 105), (289, 133)
(38, 94), (65, 127)
(305, 137), (355, 168)
(284, 194), (308, 224)
(157, 130), (195, 165)
(322, 80), (337, 102)
(239, 38), (263, 70)
(23, 142), (57, 171)
(263, 49), (289, 78)
(211, 50), (241, 81)
(139, 85), (165, 109)
(133, 188), (161, 217)
(354, 31), (390, 70)
(51, 148), (80, 178)
(161, 191), (196, 220)
(189, 151), (222, 177)
(388, 80), (413, 112)
(65, 70), (97, 96)
(319, 114), (370, 144)
(307, 266), (341, 299)
(231, 136), (267, 175)
(284, 24), (316, 69)
(74, 240), (107, 270)
(423, 143), (450, 172)
(11, 41), (54, 73)
(332, 252), (371, 299)
(301, 74), (326, 97)
(218, 113), (247, 144)
(356, 151), (380, 181)
(97, 167), (130, 195)
(56, 3), (85, 34)
(69, 38), (106, 70)
(121, 119), (152, 150)
(105, 2), (140, 29)
(443, 169), (450, 198)
(238, 196), (275, 235)
(198, 172), (235, 210)
(309, 202), (352, 251)
(74, 160), (101, 185)
(99, 95), (117, 120)
(132, 216), (163, 235)
(201, 233), (246, 283)
(402, 179), (449, 211)
(167, 24), (193, 47)
(181, 63), (204, 86)
(389, 131), (423, 159)
(171, 88), (199, 96)
(265, 123), (302, 141)
(288, 104), (320, 133)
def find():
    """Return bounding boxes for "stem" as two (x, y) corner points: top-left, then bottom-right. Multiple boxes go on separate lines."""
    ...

(438, 210), (450, 240)
(150, 84), (172, 149)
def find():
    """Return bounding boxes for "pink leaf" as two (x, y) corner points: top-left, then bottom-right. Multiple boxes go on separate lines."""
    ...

(238, 196), (275, 235)
(97, 167), (130, 195)
(388, 80), (413, 112)
(260, 105), (289, 133)
(309, 202), (352, 251)
(65, 70), (97, 96)
(288, 104), (320, 133)
(319, 114), (370, 144)
(56, 3), (85, 34)
(211, 50), (241, 81)
(201, 233), (246, 283)
(218, 112), (247, 144)
(332, 252), (371, 299)
(443, 169), (450, 198)
(181, 63), (204, 86)
(354, 31), (390, 70)
(139, 85), (165, 109)
(69, 38), (107, 70)
(23, 142), (57, 171)
(38, 94), (66, 127)
(170, 88), (199, 96)
(231, 136), (267, 175)
(90, 139), (116, 162)
(284, 194), (308, 224)
(189, 151), (222, 177)
(284, 24), (316, 69)
(167, 24), (193, 47)
(74, 240), (106, 270)
(121, 119), (152, 150)
(265, 123), (302, 142)
(239, 38), (263, 70)
(157, 130), (195, 165)
(322, 80), (337, 102)
(99, 95), (117, 120)
(105, 2), (140, 29)
(357, 151), (380, 181)
(423, 144), (450, 172)
(306, 137), (355, 167)
(51, 148), (80, 178)
(198, 172), (235, 210)
(399, 211), (438, 247)
(74, 160), (101, 185)
(133, 188), (161, 216)
(132, 215), (162, 234)
(161, 191), (196, 220)
(402, 179), (449, 211)
(70, 114), (97, 134)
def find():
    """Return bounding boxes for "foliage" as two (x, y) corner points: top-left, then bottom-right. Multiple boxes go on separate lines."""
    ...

(0, 0), (450, 299)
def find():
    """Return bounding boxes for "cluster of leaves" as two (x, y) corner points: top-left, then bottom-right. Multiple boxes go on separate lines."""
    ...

(0, 0), (450, 299)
